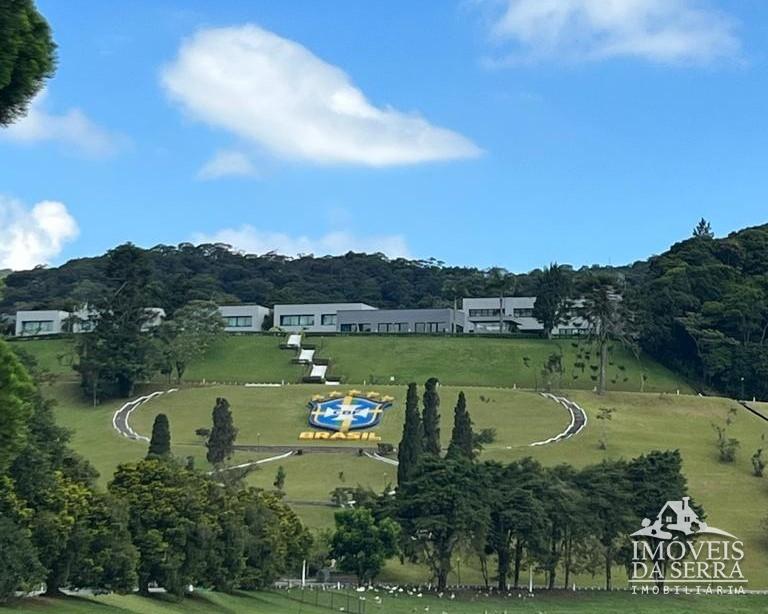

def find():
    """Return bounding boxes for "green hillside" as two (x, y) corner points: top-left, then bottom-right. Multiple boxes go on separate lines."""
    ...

(46, 377), (768, 588)
(2, 589), (766, 614)
(10, 333), (693, 393)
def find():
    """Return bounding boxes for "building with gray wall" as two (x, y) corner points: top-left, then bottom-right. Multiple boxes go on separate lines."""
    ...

(462, 296), (589, 335)
(273, 302), (376, 333)
(337, 307), (467, 334)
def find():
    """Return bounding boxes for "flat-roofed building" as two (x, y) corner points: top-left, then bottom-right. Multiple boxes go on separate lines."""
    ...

(273, 302), (376, 333)
(462, 296), (590, 336)
(14, 310), (70, 336)
(218, 304), (270, 332)
(337, 307), (467, 334)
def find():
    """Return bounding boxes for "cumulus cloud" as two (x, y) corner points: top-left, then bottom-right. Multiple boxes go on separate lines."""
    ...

(479, 0), (740, 65)
(198, 149), (259, 180)
(192, 225), (411, 259)
(1, 91), (123, 157)
(162, 25), (480, 166)
(0, 196), (79, 270)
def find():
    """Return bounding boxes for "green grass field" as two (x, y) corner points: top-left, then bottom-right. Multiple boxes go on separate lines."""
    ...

(45, 379), (768, 588)
(9, 334), (693, 393)
(2, 589), (766, 613)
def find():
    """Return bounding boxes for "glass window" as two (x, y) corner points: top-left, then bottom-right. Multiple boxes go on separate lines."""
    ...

(427, 322), (445, 333)
(22, 320), (54, 333)
(469, 309), (501, 318)
(225, 316), (253, 328)
(340, 323), (354, 332)
(513, 308), (534, 317)
(280, 314), (315, 327)
(415, 322), (426, 333)
(359, 323), (372, 332)
(321, 313), (336, 325)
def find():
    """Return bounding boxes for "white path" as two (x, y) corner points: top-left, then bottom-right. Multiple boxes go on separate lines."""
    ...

(529, 393), (588, 446)
(112, 389), (178, 441)
(363, 451), (400, 466)
(207, 450), (295, 475)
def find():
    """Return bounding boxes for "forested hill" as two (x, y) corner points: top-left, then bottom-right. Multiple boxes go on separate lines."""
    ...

(637, 223), (768, 399)
(4, 223), (768, 398)
(0, 242), (626, 314)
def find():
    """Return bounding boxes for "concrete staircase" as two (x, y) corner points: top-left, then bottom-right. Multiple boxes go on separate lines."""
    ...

(280, 333), (340, 384)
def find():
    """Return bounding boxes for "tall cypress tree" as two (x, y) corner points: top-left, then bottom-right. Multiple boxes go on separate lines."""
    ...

(422, 377), (441, 456)
(206, 397), (238, 465)
(397, 383), (423, 485)
(446, 392), (474, 460)
(147, 413), (171, 459)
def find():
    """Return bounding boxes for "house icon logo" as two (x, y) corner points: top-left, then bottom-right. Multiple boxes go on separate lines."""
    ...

(631, 496), (736, 541)
(630, 496), (746, 593)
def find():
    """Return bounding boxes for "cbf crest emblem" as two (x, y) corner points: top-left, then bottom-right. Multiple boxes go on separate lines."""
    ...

(308, 391), (393, 433)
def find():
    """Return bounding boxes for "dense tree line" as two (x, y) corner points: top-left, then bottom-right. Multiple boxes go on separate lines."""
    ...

(355, 380), (697, 591)
(0, 242), (624, 317)
(0, 343), (311, 601)
(637, 223), (768, 399)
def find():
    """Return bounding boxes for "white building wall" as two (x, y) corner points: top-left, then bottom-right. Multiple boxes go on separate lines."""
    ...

(14, 310), (70, 336)
(218, 304), (270, 332)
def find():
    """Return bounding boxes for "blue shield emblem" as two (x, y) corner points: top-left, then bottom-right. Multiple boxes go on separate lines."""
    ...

(308, 392), (393, 432)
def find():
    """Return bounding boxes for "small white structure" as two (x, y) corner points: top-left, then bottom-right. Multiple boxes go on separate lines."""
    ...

(310, 364), (328, 379)
(218, 304), (270, 332)
(285, 334), (302, 348)
(14, 310), (70, 336)
(297, 348), (315, 364)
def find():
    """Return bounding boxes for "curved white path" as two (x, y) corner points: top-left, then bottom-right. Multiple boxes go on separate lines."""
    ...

(207, 450), (295, 475)
(529, 393), (588, 446)
(112, 389), (178, 441)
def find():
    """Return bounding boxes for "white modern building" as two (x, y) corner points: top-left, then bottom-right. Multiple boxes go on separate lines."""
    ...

(273, 302), (376, 333)
(462, 296), (589, 336)
(14, 310), (70, 337)
(218, 304), (270, 332)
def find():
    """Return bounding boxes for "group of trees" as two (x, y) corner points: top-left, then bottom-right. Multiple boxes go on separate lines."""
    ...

(0, 342), (311, 601)
(73, 244), (226, 400)
(327, 380), (697, 591)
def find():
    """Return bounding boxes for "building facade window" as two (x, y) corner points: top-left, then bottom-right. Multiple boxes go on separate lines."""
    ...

(512, 308), (534, 317)
(377, 322), (409, 333)
(21, 320), (54, 333)
(468, 309), (501, 318)
(321, 313), (337, 326)
(280, 314), (315, 327)
(427, 322), (444, 333)
(225, 316), (253, 328)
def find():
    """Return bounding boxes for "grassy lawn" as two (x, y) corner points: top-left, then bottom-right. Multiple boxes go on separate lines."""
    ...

(8, 334), (692, 392)
(130, 384), (568, 450)
(2, 589), (767, 613)
(7, 337), (78, 378)
(312, 335), (691, 393)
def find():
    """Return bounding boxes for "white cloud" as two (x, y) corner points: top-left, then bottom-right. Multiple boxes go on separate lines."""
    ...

(1, 91), (123, 157)
(480, 0), (740, 65)
(192, 225), (411, 259)
(162, 24), (480, 166)
(198, 149), (258, 180)
(0, 196), (79, 270)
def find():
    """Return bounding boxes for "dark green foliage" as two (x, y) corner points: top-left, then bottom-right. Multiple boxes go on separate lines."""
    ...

(533, 263), (572, 338)
(446, 391), (474, 460)
(421, 377), (441, 456)
(206, 397), (237, 465)
(75, 244), (155, 399)
(147, 413), (171, 459)
(0, 0), (56, 126)
(0, 514), (44, 601)
(693, 218), (714, 239)
(0, 339), (35, 473)
(397, 382), (422, 485)
(330, 507), (399, 585)
(273, 465), (286, 491)
(397, 457), (488, 591)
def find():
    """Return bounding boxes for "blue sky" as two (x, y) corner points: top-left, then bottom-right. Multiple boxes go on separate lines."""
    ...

(1, 0), (767, 272)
